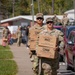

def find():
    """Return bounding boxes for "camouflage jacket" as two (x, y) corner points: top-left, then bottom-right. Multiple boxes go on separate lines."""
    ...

(28, 23), (45, 47)
(3, 28), (9, 37)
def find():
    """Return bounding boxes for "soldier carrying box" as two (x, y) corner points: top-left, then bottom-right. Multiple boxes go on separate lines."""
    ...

(37, 17), (64, 75)
(28, 13), (45, 75)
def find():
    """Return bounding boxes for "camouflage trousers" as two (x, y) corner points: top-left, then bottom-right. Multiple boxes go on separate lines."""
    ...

(17, 37), (22, 46)
(40, 58), (59, 75)
(31, 55), (39, 75)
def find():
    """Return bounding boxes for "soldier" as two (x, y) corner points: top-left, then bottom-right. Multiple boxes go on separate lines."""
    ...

(17, 26), (22, 46)
(38, 17), (64, 75)
(61, 13), (69, 27)
(52, 14), (59, 25)
(28, 13), (45, 75)
(2, 26), (9, 44)
(3, 26), (9, 38)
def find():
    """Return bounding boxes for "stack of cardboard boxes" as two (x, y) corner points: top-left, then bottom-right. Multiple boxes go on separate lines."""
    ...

(37, 34), (58, 59)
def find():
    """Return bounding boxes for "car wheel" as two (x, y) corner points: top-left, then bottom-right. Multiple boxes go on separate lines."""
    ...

(59, 54), (64, 62)
(73, 58), (75, 71)
(67, 64), (72, 70)
(64, 55), (72, 70)
(63, 54), (67, 63)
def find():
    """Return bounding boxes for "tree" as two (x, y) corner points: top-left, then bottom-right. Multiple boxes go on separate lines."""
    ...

(0, 0), (74, 18)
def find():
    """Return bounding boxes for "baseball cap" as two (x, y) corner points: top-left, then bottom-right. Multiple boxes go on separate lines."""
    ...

(36, 13), (44, 19)
(46, 17), (53, 23)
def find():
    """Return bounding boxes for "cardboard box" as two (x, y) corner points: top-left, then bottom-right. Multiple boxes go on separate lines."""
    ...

(37, 46), (57, 59)
(29, 29), (41, 40)
(30, 40), (37, 51)
(38, 35), (57, 47)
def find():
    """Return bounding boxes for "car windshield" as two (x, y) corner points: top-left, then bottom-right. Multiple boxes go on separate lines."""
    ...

(66, 26), (75, 38)
(68, 33), (74, 43)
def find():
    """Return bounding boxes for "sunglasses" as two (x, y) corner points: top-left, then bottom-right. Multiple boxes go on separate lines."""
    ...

(46, 21), (53, 24)
(37, 17), (43, 20)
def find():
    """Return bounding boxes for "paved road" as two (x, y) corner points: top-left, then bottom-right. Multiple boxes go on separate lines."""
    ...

(10, 43), (33, 75)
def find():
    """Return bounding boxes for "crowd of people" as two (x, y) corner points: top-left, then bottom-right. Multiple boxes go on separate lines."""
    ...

(2, 25), (29, 48)
(1, 13), (69, 75)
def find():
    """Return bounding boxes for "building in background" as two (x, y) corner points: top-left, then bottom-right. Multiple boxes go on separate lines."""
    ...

(0, 15), (63, 27)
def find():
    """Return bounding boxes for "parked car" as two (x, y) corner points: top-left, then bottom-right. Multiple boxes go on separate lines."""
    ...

(65, 30), (75, 71)
(63, 26), (75, 45)
(59, 26), (75, 62)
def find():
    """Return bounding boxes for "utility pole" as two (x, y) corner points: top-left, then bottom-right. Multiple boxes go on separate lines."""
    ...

(52, 0), (54, 15)
(31, 0), (34, 26)
(12, 0), (15, 17)
(37, 0), (40, 13)
(0, 2), (1, 25)
(73, 0), (75, 21)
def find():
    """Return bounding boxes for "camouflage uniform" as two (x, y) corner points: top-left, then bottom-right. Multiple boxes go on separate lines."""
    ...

(38, 18), (64, 75)
(3, 27), (9, 38)
(28, 13), (45, 75)
(17, 27), (22, 46)
(29, 24), (45, 75)
(52, 14), (59, 25)
(61, 14), (69, 27)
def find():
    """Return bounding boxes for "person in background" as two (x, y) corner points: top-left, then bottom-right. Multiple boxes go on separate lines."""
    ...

(2, 36), (8, 47)
(21, 26), (26, 44)
(38, 17), (64, 75)
(52, 14), (59, 25)
(2, 26), (10, 45)
(61, 13), (69, 27)
(17, 26), (22, 46)
(25, 25), (29, 49)
(3, 26), (9, 38)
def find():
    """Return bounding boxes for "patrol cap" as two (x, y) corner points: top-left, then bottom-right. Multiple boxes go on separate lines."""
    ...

(46, 17), (54, 23)
(36, 13), (44, 19)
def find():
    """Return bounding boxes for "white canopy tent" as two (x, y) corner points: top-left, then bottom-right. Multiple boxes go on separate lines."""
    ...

(8, 26), (18, 34)
(65, 9), (75, 20)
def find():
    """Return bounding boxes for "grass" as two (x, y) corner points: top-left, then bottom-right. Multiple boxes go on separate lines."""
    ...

(0, 45), (13, 59)
(0, 45), (10, 50)
(0, 60), (18, 75)
(0, 50), (13, 59)
(0, 45), (18, 75)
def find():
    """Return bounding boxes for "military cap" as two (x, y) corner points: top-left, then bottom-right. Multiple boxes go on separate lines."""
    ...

(36, 13), (44, 19)
(46, 17), (53, 23)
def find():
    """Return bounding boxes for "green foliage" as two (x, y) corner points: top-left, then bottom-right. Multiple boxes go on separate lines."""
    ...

(0, 45), (18, 75)
(0, 45), (13, 59)
(0, 50), (13, 59)
(0, 0), (74, 17)
(0, 60), (18, 75)
(0, 45), (10, 49)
